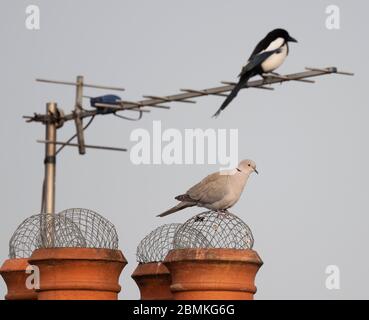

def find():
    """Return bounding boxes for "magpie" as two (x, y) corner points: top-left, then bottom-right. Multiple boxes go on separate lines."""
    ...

(213, 28), (297, 118)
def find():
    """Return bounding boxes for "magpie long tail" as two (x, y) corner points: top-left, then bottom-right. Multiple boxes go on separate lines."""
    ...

(212, 73), (251, 118)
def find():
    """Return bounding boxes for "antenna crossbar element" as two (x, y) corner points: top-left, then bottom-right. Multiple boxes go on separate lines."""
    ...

(37, 140), (127, 152)
(143, 95), (197, 104)
(117, 100), (171, 110)
(221, 81), (275, 90)
(252, 86), (275, 90)
(36, 78), (125, 91)
(180, 88), (228, 97)
(262, 73), (315, 83)
(305, 67), (354, 76)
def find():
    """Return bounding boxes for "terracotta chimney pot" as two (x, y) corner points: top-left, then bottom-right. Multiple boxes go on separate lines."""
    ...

(164, 248), (262, 300)
(132, 262), (173, 300)
(0, 258), (37, 300)
(28, 247), (127, 300)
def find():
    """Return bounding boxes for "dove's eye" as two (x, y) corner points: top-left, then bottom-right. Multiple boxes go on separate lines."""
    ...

(248, 164), (251, 166)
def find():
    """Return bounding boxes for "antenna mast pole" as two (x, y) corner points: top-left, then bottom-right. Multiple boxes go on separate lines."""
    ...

(74, 75), (86, 155)
(44, 102), (57, 214)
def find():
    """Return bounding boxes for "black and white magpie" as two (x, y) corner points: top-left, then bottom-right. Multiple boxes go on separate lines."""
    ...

(213, 28), (297, 118)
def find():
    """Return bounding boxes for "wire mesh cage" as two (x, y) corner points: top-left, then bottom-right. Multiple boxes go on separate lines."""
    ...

(136, 223), (182, 263)
(9, 213), (86, 258)
(136, 223), (209, 263)
(8, 208), (118, 258)
(9, 214), (43, 259)
(173, 211), (254, 250)
(39, 213), (87, 249)
(57, 208), (118, 250)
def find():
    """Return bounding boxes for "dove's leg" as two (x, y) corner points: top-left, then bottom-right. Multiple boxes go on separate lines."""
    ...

(194, 215), (205, 222)
(216, 209), (229, 219)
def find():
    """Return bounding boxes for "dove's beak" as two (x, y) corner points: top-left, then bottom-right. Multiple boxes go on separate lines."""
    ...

(254, 168), (259, 175)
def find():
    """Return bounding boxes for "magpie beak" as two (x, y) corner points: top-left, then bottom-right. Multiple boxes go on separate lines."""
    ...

(288, 36), (298, 43)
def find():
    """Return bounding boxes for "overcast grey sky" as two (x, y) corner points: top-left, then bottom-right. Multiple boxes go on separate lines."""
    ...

(1, 1), (368, 299)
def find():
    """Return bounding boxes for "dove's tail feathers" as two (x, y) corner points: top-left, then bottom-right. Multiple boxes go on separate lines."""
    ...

(175, 194), (195, 202)
(212, 73), (251, 118)
(157, 202), (195, 217)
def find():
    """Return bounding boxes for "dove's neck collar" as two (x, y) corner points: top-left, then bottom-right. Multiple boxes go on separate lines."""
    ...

(236, 167), (250, 176)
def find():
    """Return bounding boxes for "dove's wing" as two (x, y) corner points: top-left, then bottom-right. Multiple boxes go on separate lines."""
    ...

(186, 172), (230, 205)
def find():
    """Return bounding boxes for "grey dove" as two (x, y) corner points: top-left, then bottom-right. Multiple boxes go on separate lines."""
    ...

(157, 159), (258, 217)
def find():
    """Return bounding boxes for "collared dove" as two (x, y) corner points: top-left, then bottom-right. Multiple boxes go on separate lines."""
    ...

(157, 159), (258, 217)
